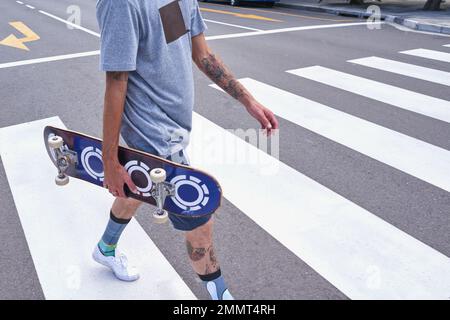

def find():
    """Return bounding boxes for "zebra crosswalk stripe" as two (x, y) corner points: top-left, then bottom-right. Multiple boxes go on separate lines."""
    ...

(348, 56), (450, 86)
(187, 113), (450, 300)
(211, 78), (450, 192)
(0, 117), (196, 300)
(400, 48), (450, 63)
(287, 66), (450, 123)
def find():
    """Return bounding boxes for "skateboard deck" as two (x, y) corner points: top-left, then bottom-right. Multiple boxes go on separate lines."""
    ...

(43, 126), (221, 219)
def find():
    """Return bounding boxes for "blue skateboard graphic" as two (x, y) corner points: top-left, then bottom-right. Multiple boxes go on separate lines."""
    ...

(44, 126), (222, 221)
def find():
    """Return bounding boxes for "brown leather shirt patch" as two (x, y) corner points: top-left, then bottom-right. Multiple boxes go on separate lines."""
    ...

(159, 0), (188, 44)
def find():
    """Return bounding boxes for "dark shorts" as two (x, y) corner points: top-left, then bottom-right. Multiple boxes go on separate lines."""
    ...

(122, 135), (211, 232)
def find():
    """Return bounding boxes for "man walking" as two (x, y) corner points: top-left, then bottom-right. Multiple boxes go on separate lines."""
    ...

(93, 0), (278, 300)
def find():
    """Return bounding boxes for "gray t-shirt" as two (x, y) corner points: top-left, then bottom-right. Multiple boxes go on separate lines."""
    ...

(96, 0), (207, 156)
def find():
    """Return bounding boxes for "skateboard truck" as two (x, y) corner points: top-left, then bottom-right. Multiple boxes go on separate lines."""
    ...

(49, 135), (174, 224)
(48, 135), (77, 186)
(150, 168), (174, 224)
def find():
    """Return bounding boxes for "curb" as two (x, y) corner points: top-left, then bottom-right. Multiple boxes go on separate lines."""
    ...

(384, 15), (450, 34)
(275, 2), (450, 35)
(276, 2), (375, 18)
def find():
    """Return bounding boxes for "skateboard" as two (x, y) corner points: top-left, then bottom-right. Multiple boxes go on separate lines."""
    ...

(43, 126), (222, 223)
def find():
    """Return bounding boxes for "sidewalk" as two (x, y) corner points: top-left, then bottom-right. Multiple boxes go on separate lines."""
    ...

(276, 0), (450, 34)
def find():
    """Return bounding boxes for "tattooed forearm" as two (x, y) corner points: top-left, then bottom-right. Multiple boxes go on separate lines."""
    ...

(200, 53), (248, 101)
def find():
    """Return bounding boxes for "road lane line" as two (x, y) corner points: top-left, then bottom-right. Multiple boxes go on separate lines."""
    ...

(444, 44), (450, 47)
(0, 50), (100, 69)
(348, 56), (450, 86)
(0, 117), (196, 300)
(203, 19), (262, 32)
(0, 20), (381, 71)
(188, 113), (450, 299)
(16, 1), (24, 4)
(35, 8), (376, 43)
(211, 79), (450, 192)
(400, 49), (450, 63)
(200, 3), (354, 22)
(38, 10), (100, 37)
(26, 4), (35, 9)
(206, 22), (384, 41)
(287, 66), (450, 123)
(200, 7), (282, 22)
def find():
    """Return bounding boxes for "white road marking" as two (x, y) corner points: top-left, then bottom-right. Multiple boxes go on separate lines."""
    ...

(16, 1), (24, 4)
(188, 112), (450, 299)
(204, 19), (262, 32)
(38, 10), (100, 37)
(26, 4), (35, 9)
(0, 51), (100, 69)
(0, 13), (380, 71)
(206, 21), (384, 41)
(400, 49), (450, 63)
(36, 8), (379, 43)
(37, 8), (378, 41)
(444, 44), (450, 47)
(0, 117), (196, 300)
(287, 66), (450, 123)
(348, 56), (450, 86)
(211, 79), (450, 192)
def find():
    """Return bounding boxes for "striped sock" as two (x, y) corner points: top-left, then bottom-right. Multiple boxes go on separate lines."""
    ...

(97, 211), (131, 257)
(198, 269), (234, 300)
(97, 240), (117, 257)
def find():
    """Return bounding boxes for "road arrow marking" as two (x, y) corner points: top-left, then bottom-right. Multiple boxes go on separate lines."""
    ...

(200, 8), (281, 22)
(0, 21), (40, 51)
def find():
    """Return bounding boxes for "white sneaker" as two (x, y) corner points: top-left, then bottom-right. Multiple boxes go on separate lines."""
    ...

(222, 289), (235, 300)
(92, 245), (140, 282)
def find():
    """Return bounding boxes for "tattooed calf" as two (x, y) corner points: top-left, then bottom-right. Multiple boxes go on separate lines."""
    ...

(186, 241), (207, 262)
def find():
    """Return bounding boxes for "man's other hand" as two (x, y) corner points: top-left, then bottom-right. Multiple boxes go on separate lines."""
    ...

(245, 100), (279, 135)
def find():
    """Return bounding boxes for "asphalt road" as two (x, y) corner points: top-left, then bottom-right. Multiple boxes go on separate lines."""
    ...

(0, 0), (449, 300)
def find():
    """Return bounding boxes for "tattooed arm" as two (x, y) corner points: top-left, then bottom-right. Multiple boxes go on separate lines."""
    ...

(102, 71), (137, 197)
(192, 34), (278, 134)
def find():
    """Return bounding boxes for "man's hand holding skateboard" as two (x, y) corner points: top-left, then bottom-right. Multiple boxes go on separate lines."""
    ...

(103, 158), (137, 198)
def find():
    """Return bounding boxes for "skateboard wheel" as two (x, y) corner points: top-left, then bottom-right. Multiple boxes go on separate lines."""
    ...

(55, 175), (69, 186)
(150, 168), (166, 183)
(153, 210), (168, 224)
(48, 136), (64, 149)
